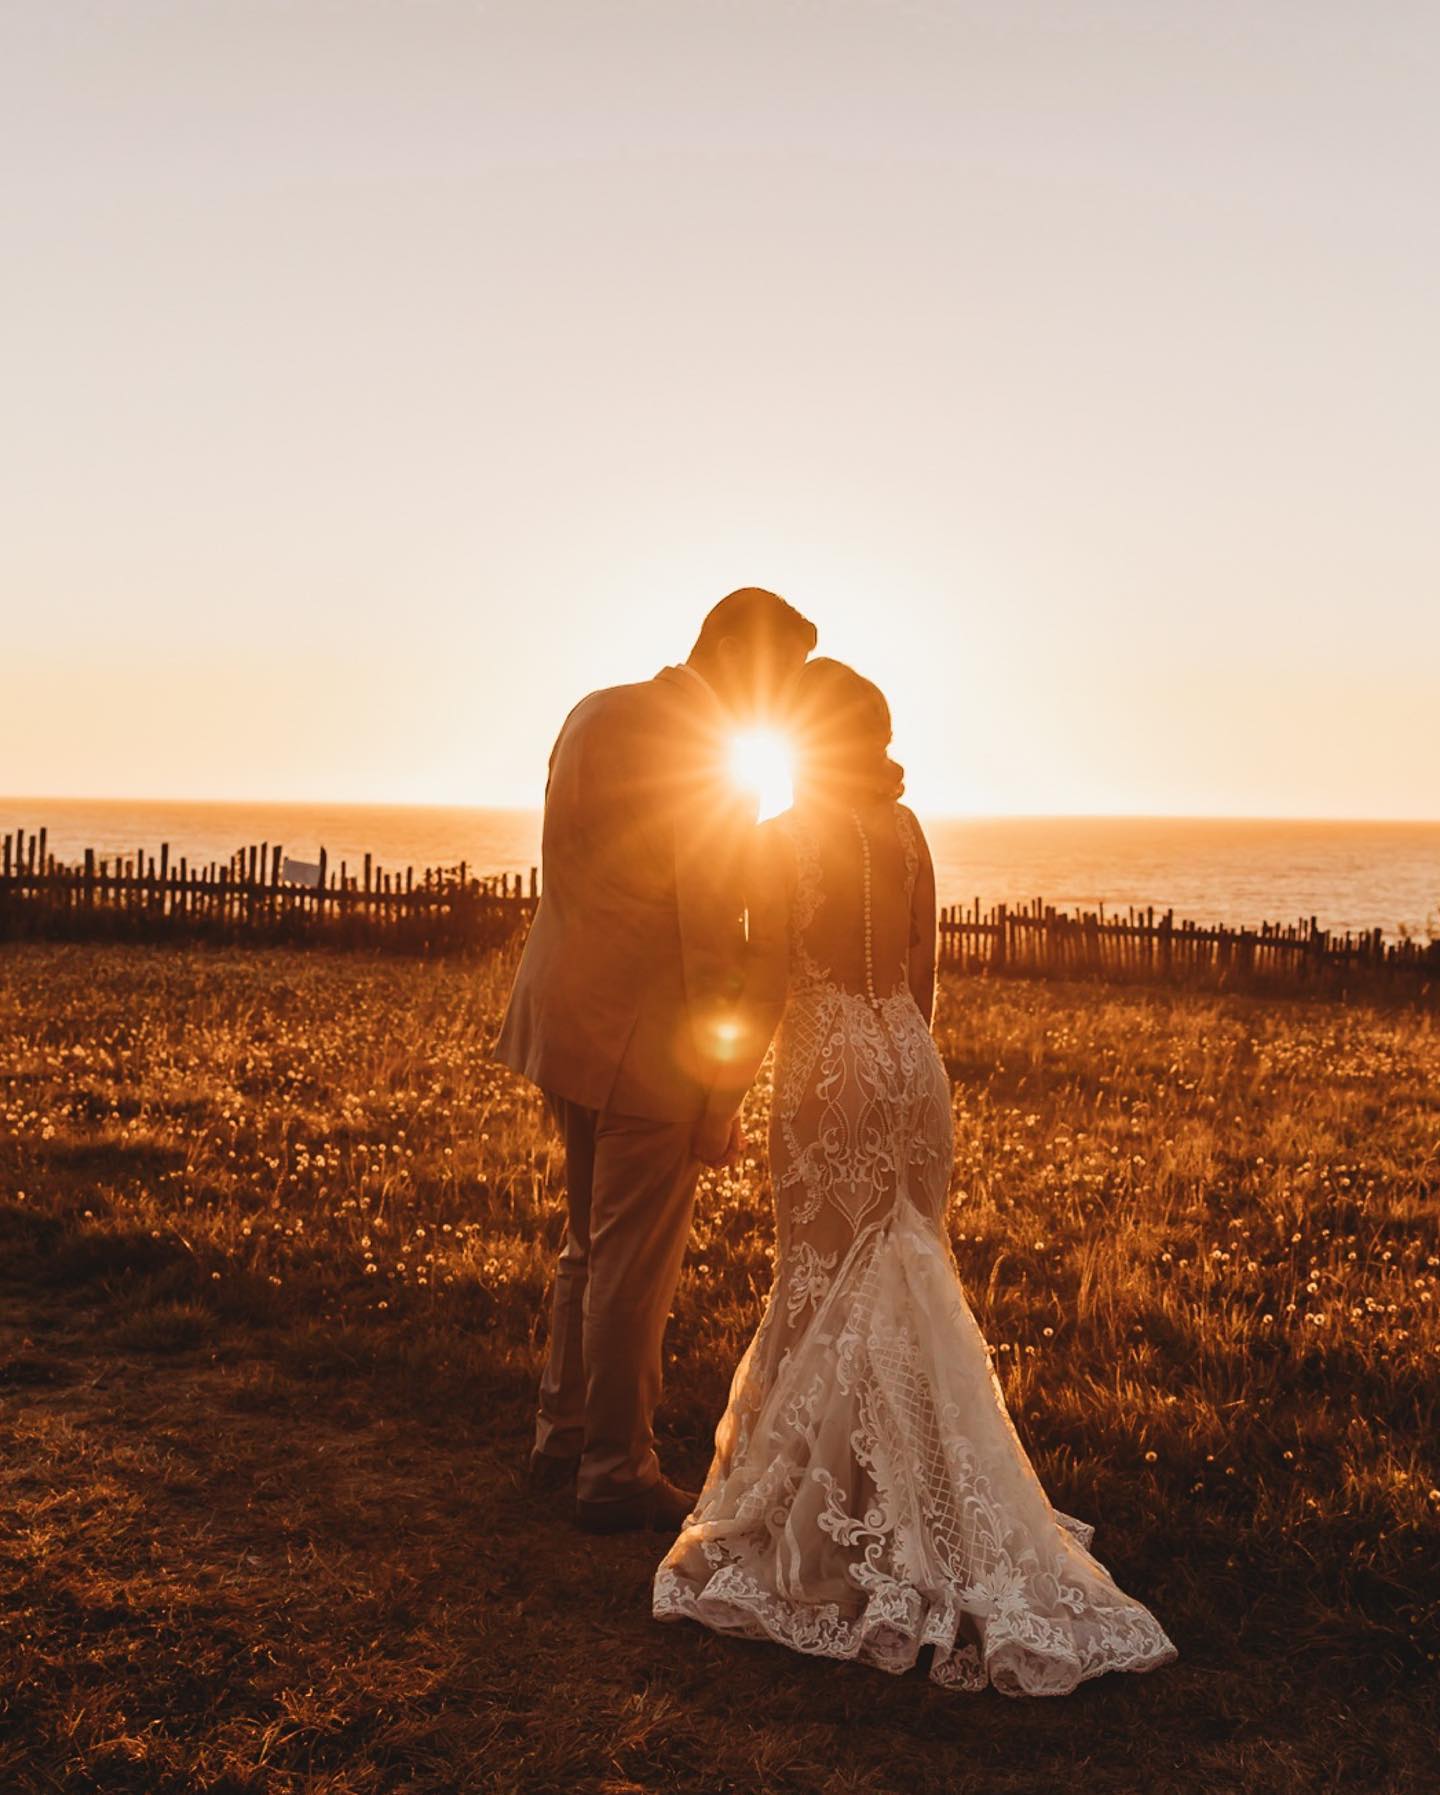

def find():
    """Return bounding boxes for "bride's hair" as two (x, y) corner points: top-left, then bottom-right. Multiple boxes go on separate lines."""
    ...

(791, 657), (905, 805)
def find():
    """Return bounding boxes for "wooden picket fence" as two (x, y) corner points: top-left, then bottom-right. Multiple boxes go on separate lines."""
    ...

(0, 826), (536, 956)
(936, 896), (1439, 1002)
(3, 823), (1436, 1000)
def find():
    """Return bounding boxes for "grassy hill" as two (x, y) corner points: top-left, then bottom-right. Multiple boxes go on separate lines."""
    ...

(1, 940), (1436, 1793)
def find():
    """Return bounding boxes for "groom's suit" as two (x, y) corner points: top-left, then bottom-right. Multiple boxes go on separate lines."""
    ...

(496, 663), (754, 1504)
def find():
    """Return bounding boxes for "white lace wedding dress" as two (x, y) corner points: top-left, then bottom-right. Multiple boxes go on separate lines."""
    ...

(653, 799), (1179, 1695)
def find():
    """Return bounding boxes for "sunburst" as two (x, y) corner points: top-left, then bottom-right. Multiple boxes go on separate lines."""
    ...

(728, 728), (794, 822)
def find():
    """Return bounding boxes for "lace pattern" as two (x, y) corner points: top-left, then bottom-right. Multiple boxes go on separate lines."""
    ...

(779, 811), (830, 993)
(894, 802), (920, 905)
(654, 803), (1179, 1695)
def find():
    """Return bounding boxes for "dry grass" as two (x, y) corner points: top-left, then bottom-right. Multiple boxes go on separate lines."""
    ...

(1, 938), (1437, 1794)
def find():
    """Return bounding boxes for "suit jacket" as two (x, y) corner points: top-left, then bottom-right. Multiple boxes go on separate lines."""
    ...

(495, 665), (758, 1124)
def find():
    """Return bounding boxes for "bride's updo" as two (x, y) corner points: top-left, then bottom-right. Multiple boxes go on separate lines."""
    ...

(790, 657), (905, 806)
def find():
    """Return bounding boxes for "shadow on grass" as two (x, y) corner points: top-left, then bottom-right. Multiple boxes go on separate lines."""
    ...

(36, 1137), (187, 1180)
(37, 1222), (196, 1291)
(110, 1299), (215, 1354)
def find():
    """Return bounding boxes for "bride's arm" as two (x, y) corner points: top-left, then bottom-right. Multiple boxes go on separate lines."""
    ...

(905, 807), (938, 1029)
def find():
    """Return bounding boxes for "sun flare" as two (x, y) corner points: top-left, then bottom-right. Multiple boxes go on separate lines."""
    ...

(728, 728), (794, 822)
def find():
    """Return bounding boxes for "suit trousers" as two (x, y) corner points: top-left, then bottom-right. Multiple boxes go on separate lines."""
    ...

(534, 1091), (702, 1503)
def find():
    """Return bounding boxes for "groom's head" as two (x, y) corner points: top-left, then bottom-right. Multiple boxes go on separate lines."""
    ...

(688, 587), (817, 722)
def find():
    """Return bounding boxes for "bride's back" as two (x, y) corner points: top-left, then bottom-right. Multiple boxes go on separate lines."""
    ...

(774, 797), (928, 1008)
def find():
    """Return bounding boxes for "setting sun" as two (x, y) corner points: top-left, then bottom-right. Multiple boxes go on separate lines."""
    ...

(728, 728), (794, 822)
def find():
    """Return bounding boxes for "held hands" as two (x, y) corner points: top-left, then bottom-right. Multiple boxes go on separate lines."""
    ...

(693, 1110), (746, 1170)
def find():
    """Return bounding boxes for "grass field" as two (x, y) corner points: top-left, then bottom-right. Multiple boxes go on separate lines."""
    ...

(1, 939), (1437, 1794)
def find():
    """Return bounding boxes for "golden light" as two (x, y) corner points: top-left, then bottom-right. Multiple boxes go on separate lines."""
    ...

(728, 728), (794, 822)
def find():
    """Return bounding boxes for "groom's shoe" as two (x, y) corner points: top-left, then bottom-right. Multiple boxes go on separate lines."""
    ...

(575, 1475), (698, 1537)
(527, 1448), (581, 1494)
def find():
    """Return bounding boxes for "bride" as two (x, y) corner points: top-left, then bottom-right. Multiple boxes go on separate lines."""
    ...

(653, 657), (1179, 1696)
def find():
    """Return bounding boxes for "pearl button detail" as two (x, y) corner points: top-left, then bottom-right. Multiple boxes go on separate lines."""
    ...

(850, 807), (881, 1009)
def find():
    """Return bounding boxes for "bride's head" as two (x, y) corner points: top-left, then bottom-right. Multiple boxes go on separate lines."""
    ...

(789, 657), (904, 808)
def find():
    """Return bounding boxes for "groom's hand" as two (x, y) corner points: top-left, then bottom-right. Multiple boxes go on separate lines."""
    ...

(693, 1110), (745, 1169)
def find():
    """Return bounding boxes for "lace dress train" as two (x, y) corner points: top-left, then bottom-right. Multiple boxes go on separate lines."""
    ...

(653, 804), (1179, 1696)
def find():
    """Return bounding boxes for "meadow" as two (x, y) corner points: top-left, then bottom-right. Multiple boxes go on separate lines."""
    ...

(1, 939), (1437, 1794)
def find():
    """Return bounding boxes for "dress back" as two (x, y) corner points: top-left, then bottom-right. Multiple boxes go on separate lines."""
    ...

(780, 798), (920, 1004)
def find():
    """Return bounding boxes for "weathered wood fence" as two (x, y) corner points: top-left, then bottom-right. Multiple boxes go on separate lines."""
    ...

(937, 896), (1439, 1002)
(0, 827), (536, 956)
(3, 824), (1436, 1000)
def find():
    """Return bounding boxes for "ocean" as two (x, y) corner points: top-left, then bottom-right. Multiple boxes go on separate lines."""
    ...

(3, 797), (1436, 942)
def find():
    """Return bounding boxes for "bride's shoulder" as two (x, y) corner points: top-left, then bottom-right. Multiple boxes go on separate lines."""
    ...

(755, 812), (799, 859)
(891, 800), (932, 859)
(746, 813), (799, 898)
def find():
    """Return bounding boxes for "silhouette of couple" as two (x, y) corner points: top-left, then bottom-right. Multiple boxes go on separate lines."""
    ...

(497, 588), (1177, 1694)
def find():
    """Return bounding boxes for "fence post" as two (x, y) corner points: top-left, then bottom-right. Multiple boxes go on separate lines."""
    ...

(3, 837), (1433, 1002)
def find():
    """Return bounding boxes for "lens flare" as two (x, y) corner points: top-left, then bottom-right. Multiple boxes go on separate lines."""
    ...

(728, 728), (794, 822)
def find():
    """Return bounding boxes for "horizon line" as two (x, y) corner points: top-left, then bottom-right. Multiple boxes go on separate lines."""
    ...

(3, 792), (1439, 828)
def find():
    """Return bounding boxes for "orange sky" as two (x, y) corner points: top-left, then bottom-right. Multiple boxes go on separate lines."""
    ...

(3, 3), (1437, 820)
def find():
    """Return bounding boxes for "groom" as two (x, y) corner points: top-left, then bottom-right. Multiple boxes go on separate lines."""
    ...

(496, 588), (816, 1533)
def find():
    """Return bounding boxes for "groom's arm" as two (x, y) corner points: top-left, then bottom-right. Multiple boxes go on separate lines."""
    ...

(691, 821), (792, 1153)
(673, 786), (753, 1096)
